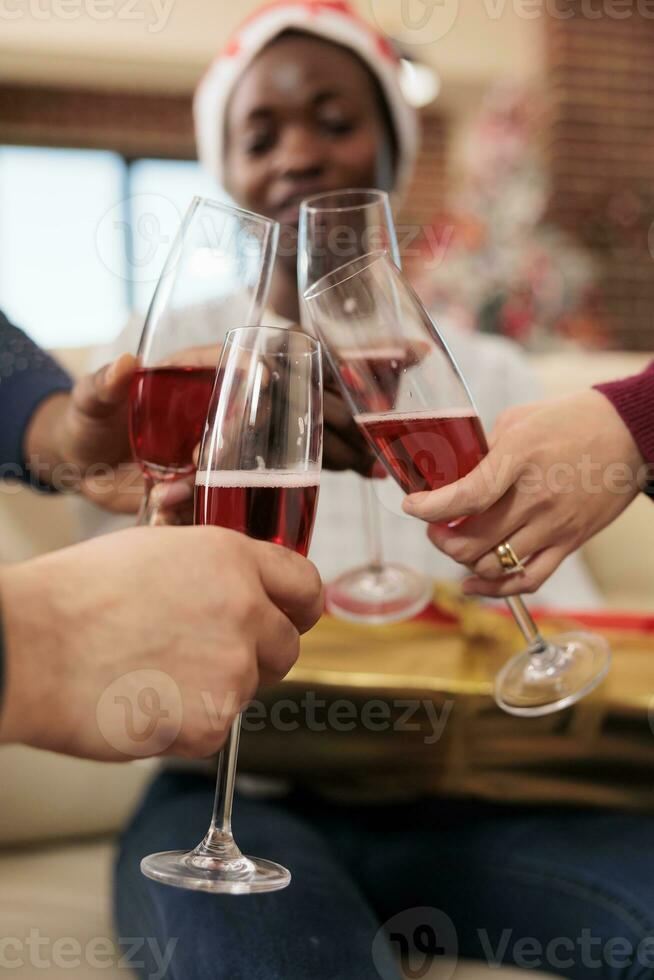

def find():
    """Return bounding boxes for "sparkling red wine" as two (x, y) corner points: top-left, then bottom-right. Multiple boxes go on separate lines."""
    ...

(195, 471), (320, 557)
(355, 409), (487, 495)
(130, 366), (216, 479)
(338, 346), (408, 412)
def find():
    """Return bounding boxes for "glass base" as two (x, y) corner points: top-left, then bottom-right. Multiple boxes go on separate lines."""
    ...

(325, 562), (432, 625)
(495, 630), (611, 717)
(140, 850), (291, 895)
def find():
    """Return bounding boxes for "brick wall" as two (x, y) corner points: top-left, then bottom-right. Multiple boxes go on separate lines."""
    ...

(396, 110), (449, 279)
(397, 111), (449, 235)
(0, 83), (448, 209)
(0, 84), (195, 159)
(0, 82), (449, 275)
(545, 9), (654, 350)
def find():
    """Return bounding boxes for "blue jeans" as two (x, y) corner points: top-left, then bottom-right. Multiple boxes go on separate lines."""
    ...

(115, 772), (654, 980)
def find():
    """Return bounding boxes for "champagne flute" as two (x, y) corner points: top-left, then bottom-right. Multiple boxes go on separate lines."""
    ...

(304, 251), (611, 717)
(298, 189), (431, 624)
(129, 196), (279, 524)
(140, 326), (322, 892)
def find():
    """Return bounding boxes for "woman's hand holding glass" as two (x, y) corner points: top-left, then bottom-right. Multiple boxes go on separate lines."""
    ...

(403, 389), (646, 597)
(304, 250), (612, 717)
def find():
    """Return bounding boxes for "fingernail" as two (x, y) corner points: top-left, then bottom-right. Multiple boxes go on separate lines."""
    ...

(106, 353), (135, 388)
(104, 359), (121, 387)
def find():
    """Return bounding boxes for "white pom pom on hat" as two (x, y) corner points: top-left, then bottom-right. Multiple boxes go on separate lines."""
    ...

(193, 0), (420, 199)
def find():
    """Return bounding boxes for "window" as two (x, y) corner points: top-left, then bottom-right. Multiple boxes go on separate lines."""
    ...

(0, 146), (223, 350)
(121, 158), (222, 317)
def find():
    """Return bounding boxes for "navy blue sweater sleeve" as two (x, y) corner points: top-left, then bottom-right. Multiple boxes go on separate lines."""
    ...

(0, 310), (72, 481)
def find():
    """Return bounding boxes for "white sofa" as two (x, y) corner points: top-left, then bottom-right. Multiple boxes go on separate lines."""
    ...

(0, 346), (652, 979)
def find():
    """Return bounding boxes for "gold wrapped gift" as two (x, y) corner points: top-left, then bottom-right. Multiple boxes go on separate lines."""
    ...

(239, 585), (654, 810)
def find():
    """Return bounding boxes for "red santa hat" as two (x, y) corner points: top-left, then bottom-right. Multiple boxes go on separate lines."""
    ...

(194, 0), (420, 198)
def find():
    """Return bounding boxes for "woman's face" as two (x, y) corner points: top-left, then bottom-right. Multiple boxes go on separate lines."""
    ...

(224, 33), (389, 230)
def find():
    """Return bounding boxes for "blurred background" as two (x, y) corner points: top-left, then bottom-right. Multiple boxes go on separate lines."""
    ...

(0, 0), (653, 352)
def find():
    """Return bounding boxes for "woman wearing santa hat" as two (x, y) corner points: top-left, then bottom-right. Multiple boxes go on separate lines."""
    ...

(90, 0), (599, 607)
(112, 5), (630, 979)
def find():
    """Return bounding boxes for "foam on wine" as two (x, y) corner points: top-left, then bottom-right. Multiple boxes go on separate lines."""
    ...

(355, 408), (476, 425)
(355, 409), (487, 496)
(195, 470), (320, 489)
(195, 470), (320, 556)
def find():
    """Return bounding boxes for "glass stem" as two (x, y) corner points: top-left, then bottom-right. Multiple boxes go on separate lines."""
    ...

(197, 714), (243, 859)
(505, 596), (550, 656)
(360, 479), (384, 572)
(136, 475), (156, 526)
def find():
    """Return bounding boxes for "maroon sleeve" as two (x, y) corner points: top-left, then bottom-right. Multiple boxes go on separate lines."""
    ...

(594, 361), (654, 494)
